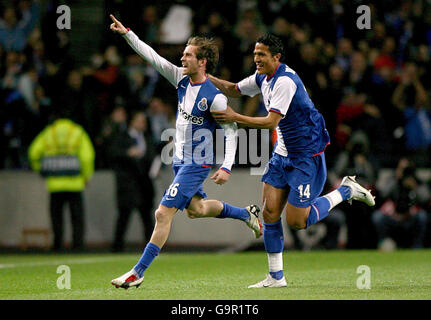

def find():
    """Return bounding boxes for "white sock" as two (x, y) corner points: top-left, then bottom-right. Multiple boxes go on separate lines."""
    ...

(323, 189), (343, 211)
(267, 252), (283, 273)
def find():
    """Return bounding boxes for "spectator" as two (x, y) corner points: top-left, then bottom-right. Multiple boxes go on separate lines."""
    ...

(347, 51), (373, 95)
(146, 97), (172, 152)
(27, 108), (95, 251)
(56, 69), (85, 123)
(373, 37), (397, 71)
(329, 131), (376, 186)
(392, 62), (431, 167)
(123, 53), (159, 112)
(108, 111), (156, 252)
(1, 50), (24, 90)
(335, 38), (353, 72)
(328, 132), (377, 249)
(0, 1), (40, 52)
(372, 175), (428, 250)
(96, 102), (128, 169)
(140, 5), (160, 45)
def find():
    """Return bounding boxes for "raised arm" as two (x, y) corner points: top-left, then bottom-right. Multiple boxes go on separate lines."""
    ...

(110, 14), (183, 87)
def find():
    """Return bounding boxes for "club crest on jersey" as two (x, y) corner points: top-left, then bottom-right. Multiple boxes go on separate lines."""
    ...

(197, 98), (208, 111)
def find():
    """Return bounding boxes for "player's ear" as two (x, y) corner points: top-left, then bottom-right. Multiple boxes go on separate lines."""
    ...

(199, 58), (207, 69)
(273, 52), (282, 62)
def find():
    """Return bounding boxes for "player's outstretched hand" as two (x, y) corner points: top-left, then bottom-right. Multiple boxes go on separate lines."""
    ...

(211, 169), (230, 185)
(110, 14), (128, 35)
(211, 106), (237, 123)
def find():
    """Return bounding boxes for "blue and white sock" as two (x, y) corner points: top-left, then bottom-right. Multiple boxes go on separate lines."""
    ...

(133, 242), (161, 277)
(306, 186), (351, 228)
(263, 220), (284, 280)
(217, 202), (249, 222)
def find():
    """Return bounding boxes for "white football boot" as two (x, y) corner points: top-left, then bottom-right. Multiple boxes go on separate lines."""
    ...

(111, 269), (143, 289)
(341, 175), (375, 206)
(248, 274), (287, 288)
(245, 205), (263, 238)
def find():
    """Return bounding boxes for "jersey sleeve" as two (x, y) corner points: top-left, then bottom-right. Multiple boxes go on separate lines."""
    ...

(219, 122), (238, 173)
(236, 73), (261, 97)
(268, 76), (297, 116)
(209, 94), (236, 172)
(209, 93), (228, 112)
(123, 30), (184, 87)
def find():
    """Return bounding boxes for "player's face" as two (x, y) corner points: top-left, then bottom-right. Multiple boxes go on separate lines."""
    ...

(181, 45), (202, 76)
(254, 43), (280, 76)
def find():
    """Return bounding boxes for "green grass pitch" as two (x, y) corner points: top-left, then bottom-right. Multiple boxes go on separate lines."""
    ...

(1, 250), (430, 300)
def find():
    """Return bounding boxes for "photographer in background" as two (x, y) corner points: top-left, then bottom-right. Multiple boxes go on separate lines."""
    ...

(372, 164), (428, 250)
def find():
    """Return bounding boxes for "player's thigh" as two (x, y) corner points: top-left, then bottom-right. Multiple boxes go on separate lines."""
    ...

(161, 165), (210, 211)
(285, 154), (327, 228)
(287, 154), (326, 207)
(262, 182), (288, 223)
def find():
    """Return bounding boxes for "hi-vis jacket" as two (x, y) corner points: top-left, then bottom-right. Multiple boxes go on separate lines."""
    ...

(28, 119), (95, 192)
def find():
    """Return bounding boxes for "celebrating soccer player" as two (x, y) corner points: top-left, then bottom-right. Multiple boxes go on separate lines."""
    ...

(109, 14), (263, 289)
(210, 34), (376, 288)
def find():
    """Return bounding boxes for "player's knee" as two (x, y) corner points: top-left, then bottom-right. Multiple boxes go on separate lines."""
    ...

(154, 208), (171, 224)
(262, 206), (281, 223)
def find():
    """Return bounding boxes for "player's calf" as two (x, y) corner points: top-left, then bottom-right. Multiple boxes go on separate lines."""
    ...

(285, 203), (310, 229)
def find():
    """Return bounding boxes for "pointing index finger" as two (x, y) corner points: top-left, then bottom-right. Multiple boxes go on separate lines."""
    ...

(110, 14), (118, 23)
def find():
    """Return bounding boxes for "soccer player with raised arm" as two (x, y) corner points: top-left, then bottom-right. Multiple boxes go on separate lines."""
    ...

(109, 15), (262, 289)
(210, 34), (375, 288)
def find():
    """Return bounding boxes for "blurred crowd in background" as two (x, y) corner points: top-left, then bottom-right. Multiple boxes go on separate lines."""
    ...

(1, 0), (431, 250)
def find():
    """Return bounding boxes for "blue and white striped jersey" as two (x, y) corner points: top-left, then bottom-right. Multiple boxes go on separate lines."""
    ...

(174, 76), (228, 165)
(123, 31), (237, 170)
(237, 63), (330, 158)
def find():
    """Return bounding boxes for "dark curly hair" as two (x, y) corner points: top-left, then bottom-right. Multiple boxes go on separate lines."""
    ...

(186, 36), (219, 74)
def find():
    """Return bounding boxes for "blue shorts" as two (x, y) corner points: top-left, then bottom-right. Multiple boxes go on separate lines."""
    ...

(160, 164), (210, 210)
(261, 152), (327, 208)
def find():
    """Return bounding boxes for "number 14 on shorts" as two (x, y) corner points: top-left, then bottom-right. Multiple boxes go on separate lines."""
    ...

(298, 184), (311, 199)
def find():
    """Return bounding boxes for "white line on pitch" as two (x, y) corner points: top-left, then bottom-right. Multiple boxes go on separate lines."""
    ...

(0, 255), (138, 269)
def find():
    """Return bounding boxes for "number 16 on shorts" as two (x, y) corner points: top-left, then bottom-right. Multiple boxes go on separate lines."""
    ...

(166, 183), (179, 198)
